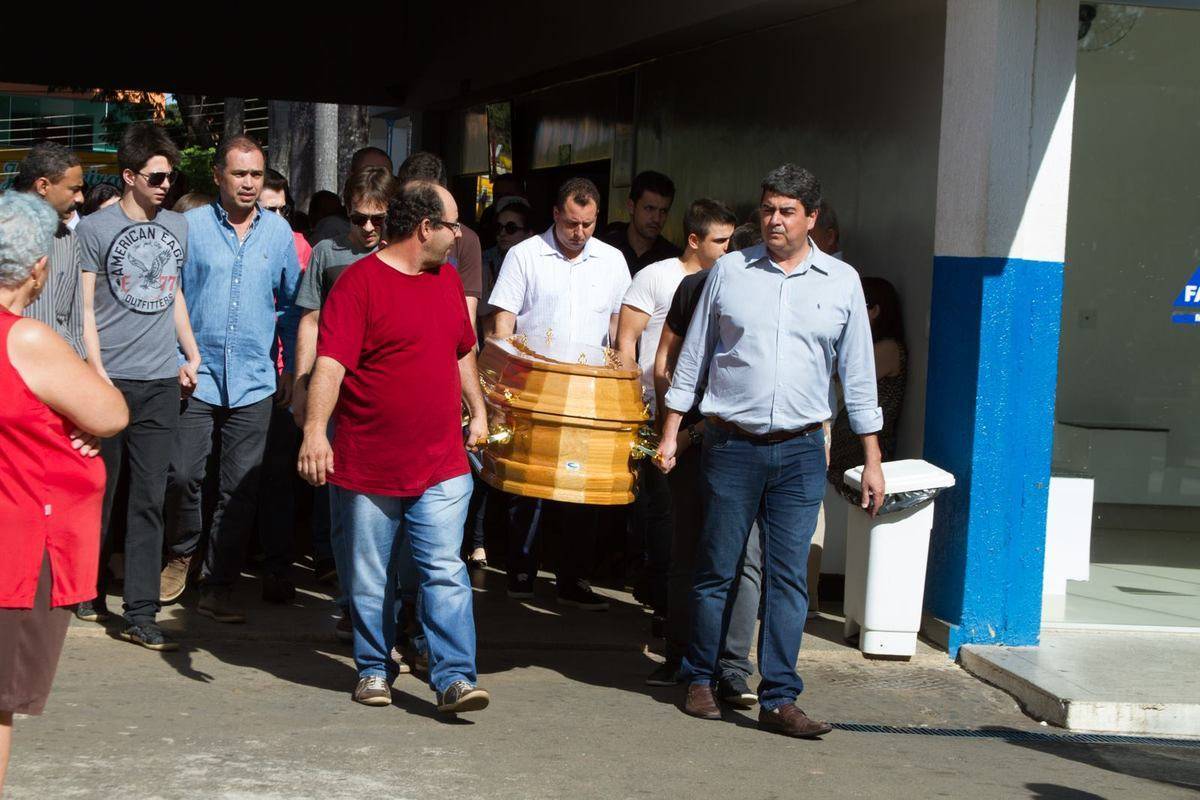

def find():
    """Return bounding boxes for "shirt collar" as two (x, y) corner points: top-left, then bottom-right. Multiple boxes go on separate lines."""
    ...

(212, 198), (263, 230)
(538, 225), (595, 263)
(745, 237), (823, 276)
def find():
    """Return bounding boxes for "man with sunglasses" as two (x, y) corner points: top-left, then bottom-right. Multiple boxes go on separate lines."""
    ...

(76, 122), (202, 651)
(166, 134), (302, 625)
(291, 167), (396, 632)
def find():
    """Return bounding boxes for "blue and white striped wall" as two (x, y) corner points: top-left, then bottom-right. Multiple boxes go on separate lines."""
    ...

(922, 0), (1078, 657)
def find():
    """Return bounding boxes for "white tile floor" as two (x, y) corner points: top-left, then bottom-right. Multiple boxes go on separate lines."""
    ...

(1052, 527), (1200, 628)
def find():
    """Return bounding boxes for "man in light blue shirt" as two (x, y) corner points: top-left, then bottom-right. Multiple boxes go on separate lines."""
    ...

(167, 135), (301, 623)
(656, 164), (885, 738)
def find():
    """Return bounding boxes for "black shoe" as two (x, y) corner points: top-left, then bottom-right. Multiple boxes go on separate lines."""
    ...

(314, 558), (339, 586)
(262, 574), (296, 604)
(119, 623), (179, 652)
(74, 598), (111, 623)
(645, 660), (683, 687)
(436, 680), (490, 713)
(718, 674), (758, 709)
(556, 579), (610, 611)
(507, 572), (534, 599)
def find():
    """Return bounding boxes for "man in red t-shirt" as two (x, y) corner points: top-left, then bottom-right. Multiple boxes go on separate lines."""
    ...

(298, 181), (491, 714)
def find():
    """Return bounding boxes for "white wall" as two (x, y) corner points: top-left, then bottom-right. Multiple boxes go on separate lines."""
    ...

(1056, 6), (1200, 506)
(632, 0), (946, 464)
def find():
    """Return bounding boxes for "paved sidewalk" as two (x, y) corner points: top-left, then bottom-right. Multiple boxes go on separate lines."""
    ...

(5, 569), (1198, 799)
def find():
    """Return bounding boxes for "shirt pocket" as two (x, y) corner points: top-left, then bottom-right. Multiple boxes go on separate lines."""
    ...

(587, 278), (613, 315)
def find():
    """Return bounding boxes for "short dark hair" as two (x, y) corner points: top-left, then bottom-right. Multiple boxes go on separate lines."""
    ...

(118, 122), (180, 174)
(343, 167), (396, 210)
(350, 146), (393, 175)
(13, 142), (81, 191)
(862, 277), (904, 345)
(396, 151), (448, 187)
(629, 170), (675, 202)
(214, 134), (265, 170)
(81, 182), (121, 216)
(683, 198), (737, 241)
(730, 222), (762, 251)
(555, 177), (601, 210)
(308, 190), (343, 222)
(815, 200), (839, 235)
(263, 168), (289, 194)
(387, 181), (445, 241)
(760, 164), (821, 215)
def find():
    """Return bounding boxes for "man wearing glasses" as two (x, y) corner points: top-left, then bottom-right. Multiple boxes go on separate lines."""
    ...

(166, 134), (302, 625)
(76, 122), (202, 651)
(297, 181), (491, 713)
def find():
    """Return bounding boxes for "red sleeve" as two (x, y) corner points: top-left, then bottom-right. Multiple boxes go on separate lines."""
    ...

(317, 261), (369, 371)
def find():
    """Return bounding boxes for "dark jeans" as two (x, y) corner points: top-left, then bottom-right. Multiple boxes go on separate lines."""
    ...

(634, 464), (673, 614)
(506, 497), (598, 588)
(312, 485), (333, 562)
(98, 378), (179, 625)
(681, 426), (826, 711)
(464, 476), (491, 553)
(167, 395), (273, 588)
(665, 444), (762, 679)
(256, 405), (301, 577)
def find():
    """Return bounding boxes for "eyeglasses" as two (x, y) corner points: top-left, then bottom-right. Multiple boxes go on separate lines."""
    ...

(496, 221), (527, 235)
(430, 218), (462, 233)
(350, 212), (387, 229)
(264, 205), (291, 218)
(137, 170), (178, 187)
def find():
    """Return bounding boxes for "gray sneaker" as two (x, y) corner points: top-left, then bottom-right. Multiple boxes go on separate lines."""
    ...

(353, 675), (392, 706)
(197, 588), (246, 624)
(436, 680), (490, 713)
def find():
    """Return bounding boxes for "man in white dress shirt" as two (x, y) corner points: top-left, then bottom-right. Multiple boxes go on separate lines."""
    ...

(488, 177), (630, 610)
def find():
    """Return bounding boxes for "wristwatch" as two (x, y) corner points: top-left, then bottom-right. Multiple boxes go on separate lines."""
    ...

(686, 425), (703, 445)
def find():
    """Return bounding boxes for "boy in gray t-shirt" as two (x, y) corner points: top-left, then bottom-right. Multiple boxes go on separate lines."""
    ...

(75, 122), (201, 653)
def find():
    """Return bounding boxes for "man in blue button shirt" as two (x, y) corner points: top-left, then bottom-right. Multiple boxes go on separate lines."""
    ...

(167, 135), (301, 623)
(656, 164), (885, 739)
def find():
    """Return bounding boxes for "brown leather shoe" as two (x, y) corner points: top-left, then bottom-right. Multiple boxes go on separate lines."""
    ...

(684, 683), (721, 720)
(159, 554), (193, 605)
(758, 704), (833, 738)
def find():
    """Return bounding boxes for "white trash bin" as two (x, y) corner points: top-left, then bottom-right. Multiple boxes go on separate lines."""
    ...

(841, 459), (955, 658)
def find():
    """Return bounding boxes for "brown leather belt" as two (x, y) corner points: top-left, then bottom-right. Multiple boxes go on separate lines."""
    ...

(707, 417), (821, 443)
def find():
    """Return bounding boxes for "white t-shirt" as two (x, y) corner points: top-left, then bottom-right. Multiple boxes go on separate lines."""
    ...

(488, 227), (631, 347)
(621, 257), (691, 411)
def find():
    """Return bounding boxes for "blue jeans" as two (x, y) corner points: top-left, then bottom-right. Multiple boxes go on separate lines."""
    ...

(682, 426), (825, 711)
(335, 473), (476, 691)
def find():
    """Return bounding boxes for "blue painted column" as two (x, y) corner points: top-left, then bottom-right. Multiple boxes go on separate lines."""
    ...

(921, 0), (1078, 656)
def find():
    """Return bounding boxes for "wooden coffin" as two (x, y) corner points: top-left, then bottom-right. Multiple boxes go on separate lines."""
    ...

(476, 335), (652, 505)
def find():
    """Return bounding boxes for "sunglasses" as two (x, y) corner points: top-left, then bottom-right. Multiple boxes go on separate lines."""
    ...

(138, 170), (178, 187)
(264, 205), (291, 218)
(350, 212), (387, 228)
(496, 221), (527, 235)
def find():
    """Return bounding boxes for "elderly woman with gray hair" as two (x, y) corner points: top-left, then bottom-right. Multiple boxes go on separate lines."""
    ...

(0, 192), (127, 792)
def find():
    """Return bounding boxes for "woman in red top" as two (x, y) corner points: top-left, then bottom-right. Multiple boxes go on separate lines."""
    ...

(0, 192), (128, 792)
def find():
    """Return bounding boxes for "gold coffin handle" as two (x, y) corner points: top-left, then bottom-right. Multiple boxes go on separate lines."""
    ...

(630, 426), (661, 462)
(462, 410), (514, 447)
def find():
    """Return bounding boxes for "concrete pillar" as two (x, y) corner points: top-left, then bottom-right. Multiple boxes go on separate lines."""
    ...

(289, 102), (315, 213)
(337, 104), (370, 191)
(223, 97), (245, 138)
(921, 0), (1077, 656)
(267, 101), (291, 175)
(313, 103), (339, 195)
